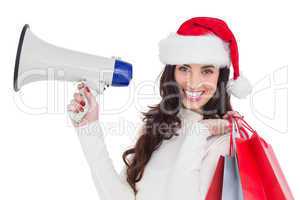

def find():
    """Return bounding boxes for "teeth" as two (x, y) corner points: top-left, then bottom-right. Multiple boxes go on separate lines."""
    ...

(185, 90), (204, 97)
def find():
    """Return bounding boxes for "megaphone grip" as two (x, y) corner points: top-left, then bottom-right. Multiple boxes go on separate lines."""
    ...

(68, 80), (104, 124)
(68, 89), (90, 124)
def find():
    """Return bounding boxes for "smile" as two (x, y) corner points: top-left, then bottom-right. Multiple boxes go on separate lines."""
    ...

(183, 89), (205, 102)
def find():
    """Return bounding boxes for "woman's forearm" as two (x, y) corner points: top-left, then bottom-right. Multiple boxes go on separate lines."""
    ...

(201, 119), (230, 136)
(76, 120), (135, 200)
(165, 122), (211, 200)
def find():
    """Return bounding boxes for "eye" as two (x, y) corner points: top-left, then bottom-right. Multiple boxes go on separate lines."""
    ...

(178, 65), (190, 72)
(202, 69), (213, 75)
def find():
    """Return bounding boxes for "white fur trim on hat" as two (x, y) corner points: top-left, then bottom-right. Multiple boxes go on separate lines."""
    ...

(226, 72), (253, 98)
(158, 32), (231, 67)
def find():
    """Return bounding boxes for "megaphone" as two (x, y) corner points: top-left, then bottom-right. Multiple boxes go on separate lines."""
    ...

(13, 24), (133, 123)
(13, 24), (133, 93)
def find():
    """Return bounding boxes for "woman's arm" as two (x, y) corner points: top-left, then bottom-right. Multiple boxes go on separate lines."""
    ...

(199, 133), (230, 199)
(201, 111), (244, 136)
(68, 83), (135, 200)
(165, 122), (211, 200)
(165, 119), (231, 200)
(201, 119), (230, 136)
(76, 120), (135, 200)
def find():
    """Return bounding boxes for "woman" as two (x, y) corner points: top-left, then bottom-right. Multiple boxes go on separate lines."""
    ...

(67, 17), (252, 200)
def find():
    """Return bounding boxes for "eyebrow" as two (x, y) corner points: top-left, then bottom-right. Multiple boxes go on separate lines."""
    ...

(183, 64), (216, 69)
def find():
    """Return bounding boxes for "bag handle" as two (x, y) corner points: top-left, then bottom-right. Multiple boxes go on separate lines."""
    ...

(232, 115), (257, 136)
(229, 116), (243, 156)
(232, 116), (249, 139)
(229, 117), (233, 156)
(229, 115), (253, 156)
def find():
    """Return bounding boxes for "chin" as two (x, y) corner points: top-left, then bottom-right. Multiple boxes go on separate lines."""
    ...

(182, 100), (203, 110)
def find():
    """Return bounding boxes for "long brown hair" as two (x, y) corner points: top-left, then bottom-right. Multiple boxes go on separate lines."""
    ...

(122, 64), (232, 194)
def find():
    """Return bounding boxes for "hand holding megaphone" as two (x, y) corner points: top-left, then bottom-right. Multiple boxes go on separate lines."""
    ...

(67, 79), (103, 124)
(67, 82), (99, 127)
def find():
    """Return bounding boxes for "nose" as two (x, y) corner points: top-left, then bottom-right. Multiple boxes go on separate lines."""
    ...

(186, 72), (203, 89)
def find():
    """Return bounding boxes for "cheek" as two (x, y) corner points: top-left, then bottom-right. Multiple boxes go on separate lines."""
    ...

(174, 71), (187, 88)
(203, 74), (219, 94)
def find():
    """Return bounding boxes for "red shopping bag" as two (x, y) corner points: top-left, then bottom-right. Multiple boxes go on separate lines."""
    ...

(205, 156), (225, 200)
(234, 116), (294, 200)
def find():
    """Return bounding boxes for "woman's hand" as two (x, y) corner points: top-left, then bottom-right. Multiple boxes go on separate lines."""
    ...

(201, 111), (244, 136)
(67, 83), (99, 127)
(201, 119), (230, 136)
(222, 110), (244, 130)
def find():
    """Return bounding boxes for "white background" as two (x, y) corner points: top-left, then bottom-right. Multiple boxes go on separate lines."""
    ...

(1, 0), (299, 199)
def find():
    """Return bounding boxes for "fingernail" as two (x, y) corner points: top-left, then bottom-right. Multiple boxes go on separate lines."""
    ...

(80, 101), (85, 106)
(80, 107), (84, 112)
(85, 87), (90, 93)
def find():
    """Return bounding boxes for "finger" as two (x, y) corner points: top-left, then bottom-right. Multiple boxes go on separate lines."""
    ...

(232, 111), (240, 117)
(77, 82), (85, 90)
(228, 111), (236, 115)
(73, 93), (85, 106)
(74, 102), (84, 112)
(67, 104), (77, 112)
(80, 85), (93, 104)
(233, 111), (243, 118)
(67, 104), (83, 113)
(223, 111), (235, 119)
(223, 113), (231, 119)
(70, 100), (83, 112)
(83, 85), (91, 97)
(223, 112), (231, 119)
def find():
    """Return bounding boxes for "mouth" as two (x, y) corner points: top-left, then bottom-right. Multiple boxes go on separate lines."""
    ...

(183, 89), (205, 102)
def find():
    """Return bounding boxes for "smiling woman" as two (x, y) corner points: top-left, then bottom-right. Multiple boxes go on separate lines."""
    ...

(68, 16), (252, 200)
(175, 64), (220, 113)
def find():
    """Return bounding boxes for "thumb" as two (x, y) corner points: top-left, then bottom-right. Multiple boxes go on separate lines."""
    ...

(79, 85), (95, 105)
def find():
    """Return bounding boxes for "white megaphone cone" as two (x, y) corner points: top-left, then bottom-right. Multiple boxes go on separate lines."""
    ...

(13, 24), (133, 123)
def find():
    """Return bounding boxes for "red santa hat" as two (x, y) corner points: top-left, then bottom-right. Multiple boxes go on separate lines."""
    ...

(158, 17), (252, 99)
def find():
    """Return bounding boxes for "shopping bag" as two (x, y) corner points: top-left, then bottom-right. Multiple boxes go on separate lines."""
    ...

(235, 134), (267, 199)
(205, 156), (225, 200)
(234, 116), (294, 200)
(220, 116), (244, 200)
(221, 153), (243, 200)
(205, 116), (243, 200)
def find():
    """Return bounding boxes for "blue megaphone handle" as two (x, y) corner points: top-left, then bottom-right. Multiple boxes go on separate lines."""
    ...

(112, 60), (133, 86)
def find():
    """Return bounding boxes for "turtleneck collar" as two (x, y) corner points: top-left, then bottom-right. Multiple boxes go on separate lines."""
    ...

(178, 106), (204, 122)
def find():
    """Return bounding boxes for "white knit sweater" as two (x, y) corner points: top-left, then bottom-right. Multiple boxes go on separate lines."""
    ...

(75, 108), (230, 200)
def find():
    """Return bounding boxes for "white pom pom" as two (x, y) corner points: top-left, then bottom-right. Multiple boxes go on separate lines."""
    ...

(226, 73), (253, 99)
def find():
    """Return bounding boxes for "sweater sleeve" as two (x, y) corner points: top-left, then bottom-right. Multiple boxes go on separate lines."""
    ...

(75, 120), (135, 200)
(165, 121), (230, 200)
(165, 121), (211, 200)
(198, 133), (231, 199)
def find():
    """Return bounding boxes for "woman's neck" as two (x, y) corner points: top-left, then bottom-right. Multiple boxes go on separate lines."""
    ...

(181, 104), (203, 115)
(178, 104), (204, 122)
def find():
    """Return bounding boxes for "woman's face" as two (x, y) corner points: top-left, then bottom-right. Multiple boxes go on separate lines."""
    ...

(174, 64), (220, 112)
